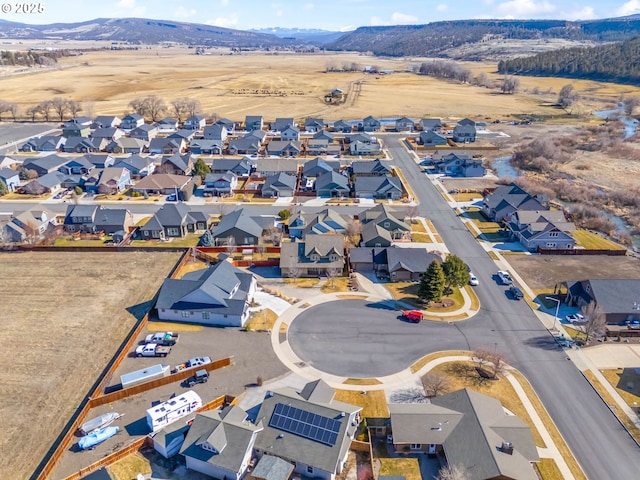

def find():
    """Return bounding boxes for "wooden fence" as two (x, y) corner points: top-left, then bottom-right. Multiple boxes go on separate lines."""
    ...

(537, 247), (627, 256)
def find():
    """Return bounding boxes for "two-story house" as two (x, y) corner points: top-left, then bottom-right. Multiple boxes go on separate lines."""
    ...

(184, 115), (206, 130)
(280, 234), (345, 277)
(204, 171), (238, 196)
(120, 113), (145, 130)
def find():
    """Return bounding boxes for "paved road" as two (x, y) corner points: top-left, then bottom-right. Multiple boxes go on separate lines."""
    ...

(386, 135), (640, 480)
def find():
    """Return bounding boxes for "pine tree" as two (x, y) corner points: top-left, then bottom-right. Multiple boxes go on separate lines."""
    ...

(418, 260), (446, 303)
(193, 157), (211, 180)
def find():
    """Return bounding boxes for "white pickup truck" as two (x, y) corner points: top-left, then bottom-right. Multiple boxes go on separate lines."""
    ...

(144, 332), (179, 346)
(173, 356), (212, 373)
(497, 270), (513, 285)
(135, 343), (171, 357)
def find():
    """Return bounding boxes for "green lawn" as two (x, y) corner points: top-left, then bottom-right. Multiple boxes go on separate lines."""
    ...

(572, 230), (625, 250)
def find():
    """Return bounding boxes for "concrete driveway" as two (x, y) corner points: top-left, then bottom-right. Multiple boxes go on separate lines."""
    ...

(582, 344), (640, 369)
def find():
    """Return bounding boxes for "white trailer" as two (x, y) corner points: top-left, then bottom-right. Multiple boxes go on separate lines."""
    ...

(146, 390), (202, 433)
(120, 364), (170, 389)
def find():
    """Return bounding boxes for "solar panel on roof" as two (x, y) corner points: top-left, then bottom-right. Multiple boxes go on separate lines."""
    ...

(269, 402), (342, 446)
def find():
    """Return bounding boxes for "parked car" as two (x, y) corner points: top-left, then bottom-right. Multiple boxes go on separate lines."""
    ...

(508, 286), (524, 300)
(402, 310), (423, 323)
(166, 194), (177, 202)
(144, 332), (179, 346)
(497, 270), (513, 285)
(566, 313), (586, 324)
(469, 273), (479, 286)
(135, 343), (171, 357)
(184, 369), (209, 387)
(173, 356), (212, 373)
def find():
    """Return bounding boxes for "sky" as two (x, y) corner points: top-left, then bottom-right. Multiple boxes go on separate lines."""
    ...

(2, 0), (640, 31)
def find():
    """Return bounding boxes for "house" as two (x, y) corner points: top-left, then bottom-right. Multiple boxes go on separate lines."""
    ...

(361, 115), (381, 132)
(130, 124), (159, 142)
(63, 137), (98, 153)
(20, 135), (65, 152)
(62, 122), (90, 138)
(149, 137), (186, 155)
(351, 159), (391, 177)
(204, 124), (228, 142)
(210, 158), (254, 177)
(113, 155), (156, 177)
(313, 130), (335, 142)
(360, 204), (410, 240)
(156, 260), (256, 326)
(288, 208), (350, 239)
(272, 118), (295, 132)
(133, 174), (193, 195)
(254, 379), (361, 480)
(180, 405), (263, 480)
(228, 135), (262, 156)
(262, 173), (297, 198)
(245, 115), (264, 132)
(307, 139), (329, 156)
(395, 117), (415, 132)
(121, 113), (145, 130)
(315, 171), (350, 198)
(204, 172), (238, 196)
(191, 140), (224, 155)
(139, 203), (209, 239)
(353, 246), (441, 280)
(354, 176), (402, 199)
(564, 279), (640, 325)
(23, 155), (69, 176)
(63, 205), (133, 234)
(303, 158), (340, 178)
(420, 118), (443, 132)
(92, 115), (121, 129)
(388, 389), (539, 480)
(3, 207), (57, 242)
(152, 422), (191, 459)
(215, 118), (236, 135)
(0, 168), (20, 192)
(305, 118), (324, 133)
(482, 183), (545, 223)
(106, 137), (148, 154)
(211, 208), (276, 246)
(22, 172), (66, 194)
(170, 129), (197, 142)
(255, 159), (300, 176)
(452, 123), (476, 143)
(85, 154), (116, 169)
(349, 141), (381, 156)
(433, 153), (486, 177)
(184, 115), (206, 130)
(418, 131), (448, 146)
(69, 116), (93, 128)
(266, 141), (301, 157)
(0, 156), (19, 169)
(281, 125), (300, 142)
(251, 455), (294, 480)
(160, 153), (193, 176)
(59, 157), (94, 175)
(333, 119), (352, 133)
(507, 209), (575, 251)
(344, 133), (377, 145)
(458, 118), (477, 126)
(280, 235), (344, 277)
(155, 117), (179, 134)
(360, 222), (393, 248)
(95, 167), (131, 194)
(91, 127), (125, 142)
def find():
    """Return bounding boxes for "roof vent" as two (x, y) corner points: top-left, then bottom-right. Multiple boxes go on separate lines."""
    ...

(340, 412), (346, 417)
(277, 434), (284, 439)
(501, 442), (514, 455)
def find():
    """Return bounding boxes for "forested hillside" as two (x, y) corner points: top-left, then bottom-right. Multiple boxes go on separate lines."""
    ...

(498, 36), (640, 85)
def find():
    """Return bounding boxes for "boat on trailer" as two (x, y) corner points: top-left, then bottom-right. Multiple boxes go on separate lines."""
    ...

(78, 426), (119, 450)
(79, 412), (123, 435)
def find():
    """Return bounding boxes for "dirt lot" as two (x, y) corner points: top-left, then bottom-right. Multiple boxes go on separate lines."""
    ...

(0, 250), (181, 480)
(505, 254), (640, 291)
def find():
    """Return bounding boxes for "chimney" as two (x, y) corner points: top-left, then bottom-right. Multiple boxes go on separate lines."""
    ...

(501, 441), (514, 455)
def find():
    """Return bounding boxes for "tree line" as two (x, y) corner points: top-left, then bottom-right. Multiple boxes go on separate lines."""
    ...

(0, 49), (72, 67)
(498, 36), (640, 85)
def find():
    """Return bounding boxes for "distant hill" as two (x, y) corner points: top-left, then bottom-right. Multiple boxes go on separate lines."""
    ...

(250, 27), (347, 43)
(0, 17), (293, 48)
(327, 17), (640, 57)
(498, 36), (640, 85)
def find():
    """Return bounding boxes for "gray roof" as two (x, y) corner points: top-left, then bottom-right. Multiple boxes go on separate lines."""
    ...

(0, 167), (19, 180)
(390, 389), (539, 480)
(570, 279), (640, 315)
(180, 406), (263, 473)
(93, 207), (131, 229)
(355, 176), (402, 194)
(484, 184), (542, 213)
(149, 137), (183, 151)
(361, 221), (392, 245)
(351, 159), (392, 175)
(254, 380), (361, 474)
(162, 153), (191, 172)
(251, 454), (294, 480)
(156, 260), (254, 315)
(212, 208), (274, 240)
(289, 208), (350, 237)
(93, 115), (121, 127)
(315, 171), (349, 191)
(23, 155), (68, 173)
(27, 171), (66, 189)
(272, 118), (295, 131)
(263, 173), (297, 192)
(65, 204), (98, 219)
(255, 158), (300, 174)
(359, 204), (410, 229)
(267, 140), (301, 154)
(113, 154), (153, 172)
(204, 124), (228, 140)
(302, 158), (340, 177)
(142, 203), (207, 230)
(280, 235), (344, 270)
(420, 118), (442, 129)
(211, 158), (254, 173)
(91, 127), (121, 139)
(386, 247), (441, 274)
(134, 174), (192, 190)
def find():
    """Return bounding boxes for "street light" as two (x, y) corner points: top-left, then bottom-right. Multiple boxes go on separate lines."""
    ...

(546, 296), (561, 332)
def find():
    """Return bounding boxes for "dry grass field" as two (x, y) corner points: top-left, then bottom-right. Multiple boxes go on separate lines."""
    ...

(0, 250), (181, 479)
(3, 47), (640, 122)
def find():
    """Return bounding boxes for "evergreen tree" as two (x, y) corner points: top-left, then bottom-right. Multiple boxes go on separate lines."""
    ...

(0, 179), (7, 196)
(418, 260), (446, 303)
(442, 255), (470, 293)
(193, 157), (211, 180)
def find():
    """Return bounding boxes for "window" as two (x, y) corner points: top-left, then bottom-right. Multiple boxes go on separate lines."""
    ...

(330, 254), (339, 262)
(310, 254), (320, 262)
(202, 312), (210, 320)
(181, 311), (190, 318)
(167, 227), (180, 236)
(549, 232), (559, 237)
(545, 242), (557, 248)
(383, 222), (390, 228)
(411, 443), (421, 449)
(307, 466), (314, 474)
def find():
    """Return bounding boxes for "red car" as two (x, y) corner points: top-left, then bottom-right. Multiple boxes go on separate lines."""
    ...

(402, 310), (423, 323)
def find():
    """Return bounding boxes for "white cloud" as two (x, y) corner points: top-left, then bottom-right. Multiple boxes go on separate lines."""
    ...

(304, 3), (315, 10)
(371, 12), (418, 26)
(174, 6), (196, 18)
(563, 6), (597, 20)
(616, 0), (640, 16)
(220, 0), (229, 6)
(436, 4), (448, 12)
(115, 0), (145, 16)
(207, 13), (239, 28)
(496, 0), (556, 16)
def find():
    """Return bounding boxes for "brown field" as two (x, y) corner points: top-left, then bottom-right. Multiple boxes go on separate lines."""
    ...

(3, 47), (640, 121)
(0, 250), (181, 479)
(504, 254), (640, 291)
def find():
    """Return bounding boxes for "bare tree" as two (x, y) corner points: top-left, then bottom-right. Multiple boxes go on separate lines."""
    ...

(143, 95), (166, 122)
(325, 267), (342, 287)
(558, 84), (579, 114)
(50, 97), (70, 121)
(22, 221), (41, 245)
(581, 301), (607, 343)
(405, 205), (419, 224)
(68, 100), (83, 118)
(225, 235), (236, 254)
(26, 105), (42, 122)
(184, 98), (202, 117)
(422, 373), (451, 398)
(171, 98), (188, 123)
(288, 266), (300, 284)
(473, 347), (507, 379)
(437, 463), (470, 480)
(129, 98), (146, 116)
(501, 76), (519, 94)
(345, 220), (362, 247)
(265, 227), (282, 246)
(8, 102), (18, 121)
(38, 100), (53, 122)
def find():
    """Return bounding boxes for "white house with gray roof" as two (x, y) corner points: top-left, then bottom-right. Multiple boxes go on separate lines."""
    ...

(262, 173), (297, 198)
(211, 208), (276, 246)
(156, 260), (256, 326)
(254, 379), (361, 480)
(280, 235), (344, 277)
